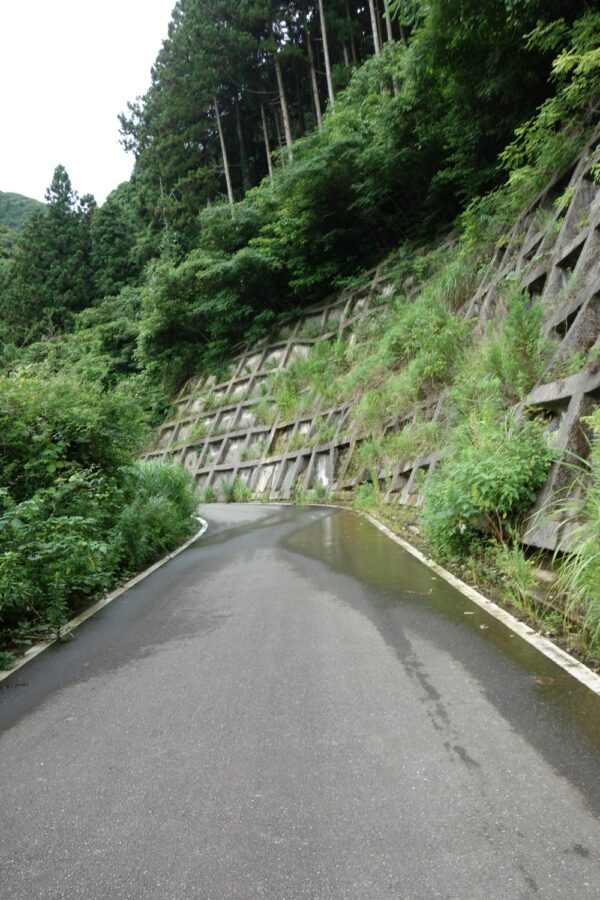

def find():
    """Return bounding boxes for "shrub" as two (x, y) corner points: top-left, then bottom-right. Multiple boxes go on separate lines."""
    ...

(0, 369), (146, 502)
(422, 411), (554, 558)
(0, 473), (122, 634)
(353, 481), (379, 510)
(0, 461), (198, 654)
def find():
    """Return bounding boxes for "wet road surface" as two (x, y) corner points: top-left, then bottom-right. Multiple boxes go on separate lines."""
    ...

(2, 504), (600, 899)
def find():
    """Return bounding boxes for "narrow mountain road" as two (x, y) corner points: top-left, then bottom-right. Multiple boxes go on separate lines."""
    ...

(2, 504), (600, 900)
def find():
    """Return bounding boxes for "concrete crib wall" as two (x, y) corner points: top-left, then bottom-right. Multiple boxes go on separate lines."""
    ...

(145, 131), (600, 554)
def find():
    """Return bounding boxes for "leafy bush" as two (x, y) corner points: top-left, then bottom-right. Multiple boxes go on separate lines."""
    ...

(0, 459), (198, 659)
(0, 473), (122, 634)
(353, 482), (380, 510)
(0, 368), (146, 502)
(422, 411), (553, 558)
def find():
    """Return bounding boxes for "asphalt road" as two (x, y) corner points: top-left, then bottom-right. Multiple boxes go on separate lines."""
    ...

(2, 504), (600, 900)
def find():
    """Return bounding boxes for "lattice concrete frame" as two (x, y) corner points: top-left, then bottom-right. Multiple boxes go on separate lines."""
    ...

(147, 130), (600, 553)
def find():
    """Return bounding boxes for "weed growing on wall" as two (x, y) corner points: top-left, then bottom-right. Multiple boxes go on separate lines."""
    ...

(198, 483), (217, 503)
(552, 409), (600, 652)
(422, 410), (554, 558)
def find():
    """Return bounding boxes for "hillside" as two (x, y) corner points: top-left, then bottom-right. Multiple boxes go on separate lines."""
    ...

(150, 132), (600, 527)
(0, 190), (43, 232)
(0, 191), (43, 260)
(146, 128), (600, 565)
(0, 2), (600, 665)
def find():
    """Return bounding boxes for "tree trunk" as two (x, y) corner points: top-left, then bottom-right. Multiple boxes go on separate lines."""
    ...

(234, 99), (250, 193)
(274, 55), (293, 162)
(376, 0), (384, 52)
(398, 17), (408, 46)
(213, 95), (234, 208)
(273, 106), (286, 168)
(305, 19), (323, 131)
(346, 0), (358, 64)
(318, 0), (335, 109)
(294, 61), (306, 135)
(342, 41), (350, 66)
(260, 103), (274, 184)
(367, 0), (381, 54)
(273, 107), (282, 150)
(382, 0), (399, 95)
(383, 0), (394, 43)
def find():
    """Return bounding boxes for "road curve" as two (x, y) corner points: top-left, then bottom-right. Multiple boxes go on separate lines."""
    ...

(1, 504), (600, 899)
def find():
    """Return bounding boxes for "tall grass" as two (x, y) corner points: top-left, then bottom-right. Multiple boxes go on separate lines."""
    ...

(552, 410), (600, 651)
(117, 460), (199, 570)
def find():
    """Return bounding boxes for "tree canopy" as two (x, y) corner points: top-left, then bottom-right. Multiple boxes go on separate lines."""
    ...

(1, 1), (598, 387)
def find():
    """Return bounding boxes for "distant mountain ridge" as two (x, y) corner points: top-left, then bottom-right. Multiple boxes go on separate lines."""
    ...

(0, 191), (44, 260)
(0, 191), (44, 232)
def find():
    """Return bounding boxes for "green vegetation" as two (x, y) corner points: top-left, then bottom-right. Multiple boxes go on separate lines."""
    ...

(0, 370), (198, 664)
(422, 413), (554, 558)
(550, 409), (600, 654)
(293, 482), (330, 505)
(198, 483), (217, 504)
(269, 246), (476, 437)
(215, 475), (253, 503)
(0, 191), (43, 232)
(1, 3), (600, 663)
(0, 191), (44, 262)
(353, 481), (380, 511)
(3, 3), (594, 387)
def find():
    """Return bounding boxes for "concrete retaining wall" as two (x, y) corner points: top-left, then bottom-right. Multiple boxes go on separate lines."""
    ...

(145, 132), (600, 553)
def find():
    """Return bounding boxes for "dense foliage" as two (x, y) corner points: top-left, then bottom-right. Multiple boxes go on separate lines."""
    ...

(0, 370), (198, 665)
(2, 4), (598, 391)
(422, 415), (554, 558)
(0, 168), (142, 346)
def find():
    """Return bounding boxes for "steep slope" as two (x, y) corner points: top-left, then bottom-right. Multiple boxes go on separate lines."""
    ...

(147, 131), (600, 559)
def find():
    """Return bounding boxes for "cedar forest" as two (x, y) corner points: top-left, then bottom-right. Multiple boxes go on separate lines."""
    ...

(1, 0), (600, 665)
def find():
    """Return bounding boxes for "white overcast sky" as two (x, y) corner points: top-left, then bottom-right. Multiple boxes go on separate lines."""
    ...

(0, 0), (176, 204)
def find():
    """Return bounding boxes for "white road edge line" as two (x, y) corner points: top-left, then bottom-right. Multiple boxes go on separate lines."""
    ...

(364, 512), (600, 697)
(0, 516), (208, 685)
